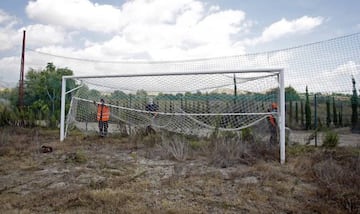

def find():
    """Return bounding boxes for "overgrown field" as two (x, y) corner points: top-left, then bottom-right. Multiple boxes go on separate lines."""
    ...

(0, 127), (359, 213)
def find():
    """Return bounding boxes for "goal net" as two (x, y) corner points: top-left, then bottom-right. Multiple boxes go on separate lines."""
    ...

(62, 68), (283, 140)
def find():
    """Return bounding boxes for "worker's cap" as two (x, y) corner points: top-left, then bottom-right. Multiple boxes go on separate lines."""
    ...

(100, 98), (105, 102)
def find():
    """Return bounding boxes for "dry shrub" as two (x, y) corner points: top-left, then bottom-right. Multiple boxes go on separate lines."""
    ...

(160, 133), (189, 161)
(0, 128), (38, 157)
(208, 136), (255, 167)
(250, 141), (279, 162)
(64, 150), (87, 164)
(314, 159), (344, 186)
(313, 151), (360, 213)
(288, 155), (315, 178)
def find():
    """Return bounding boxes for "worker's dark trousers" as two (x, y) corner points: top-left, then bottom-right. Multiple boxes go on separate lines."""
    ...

(98, 121), (108, 137)
(269, 125), (278, 146)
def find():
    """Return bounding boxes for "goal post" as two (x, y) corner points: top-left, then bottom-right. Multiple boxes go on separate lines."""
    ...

(60, 68), (285, 163)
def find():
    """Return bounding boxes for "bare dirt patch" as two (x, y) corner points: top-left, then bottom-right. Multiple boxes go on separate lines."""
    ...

(0, 127), (359, 213)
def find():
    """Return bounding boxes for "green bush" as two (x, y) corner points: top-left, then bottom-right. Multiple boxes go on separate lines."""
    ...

(241, 128), (254, 142)
(0, 105), (16, 126)
(322, 131), (339, 148)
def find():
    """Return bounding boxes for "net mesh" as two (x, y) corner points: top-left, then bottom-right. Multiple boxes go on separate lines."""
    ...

(65, 71), (280, 136)
(23, 33), (360, 140)
(27, 33), (360, 95)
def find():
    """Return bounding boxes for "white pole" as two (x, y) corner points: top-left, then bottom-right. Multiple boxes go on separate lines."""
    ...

(279, 69), (286, 164)
(60, 76), (66, 141)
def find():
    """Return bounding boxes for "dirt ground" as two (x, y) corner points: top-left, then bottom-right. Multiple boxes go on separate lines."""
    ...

(289, 128), (360, 147)
(0, 127), (359, 213)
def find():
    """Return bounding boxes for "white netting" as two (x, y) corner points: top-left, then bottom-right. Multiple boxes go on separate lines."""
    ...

(64, 70), (281, 137)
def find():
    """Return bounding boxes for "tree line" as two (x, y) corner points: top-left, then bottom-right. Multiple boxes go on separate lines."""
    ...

(0, 62), (359, 132)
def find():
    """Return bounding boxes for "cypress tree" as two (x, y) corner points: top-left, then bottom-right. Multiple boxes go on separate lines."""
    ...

(332, 96), (337, 127)
(326, 97), (331, 128)
(351, 77), (358, 131)
(295, 102), (299, 124)
(289, 100), (293, 125)
(301, 100), (304, 127)
(339, 101), (343, 127)
(305, 86), (311, 130)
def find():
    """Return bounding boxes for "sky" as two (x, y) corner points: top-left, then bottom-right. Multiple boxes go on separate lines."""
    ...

(0, 0), (360, 89)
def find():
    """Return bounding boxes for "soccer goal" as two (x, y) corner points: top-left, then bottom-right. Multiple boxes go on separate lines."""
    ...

(60, 68), (285, 163)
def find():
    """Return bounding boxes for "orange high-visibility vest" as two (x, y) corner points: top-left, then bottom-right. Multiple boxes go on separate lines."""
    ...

(268, 114), (277, 127)
(97, 104), (110, 121)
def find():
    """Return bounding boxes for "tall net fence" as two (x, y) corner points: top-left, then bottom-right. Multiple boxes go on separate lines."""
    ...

(27, 33), (360, 94)
(24, 33), (360, 141)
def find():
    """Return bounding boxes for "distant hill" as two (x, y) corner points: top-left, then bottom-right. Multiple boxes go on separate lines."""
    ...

(0, 81), (16, 90)
(211, 88), (248, 95)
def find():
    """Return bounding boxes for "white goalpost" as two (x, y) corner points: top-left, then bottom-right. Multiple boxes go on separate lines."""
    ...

(60, 68), (285, 164)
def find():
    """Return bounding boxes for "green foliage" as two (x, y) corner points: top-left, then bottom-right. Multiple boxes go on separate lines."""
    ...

(305, 86), (311, 130)
(0, 105), (16, 126)
(0, 88), (19, 107)
(289, 100), (293, 124)
(241, 127), (253, 142)
(322, 131), (339, 148)
(285, 86), (300, 101)
(25, 62), (75, 123)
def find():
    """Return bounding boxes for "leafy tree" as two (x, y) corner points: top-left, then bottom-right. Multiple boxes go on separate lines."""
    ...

(351, 77), (358, 131)
(111, 90), (127, 99)
(0, 88), (18, 106)
(25, 63), (75, 124)
(305, 86), (311, 130)
(285, 86), (300, 101)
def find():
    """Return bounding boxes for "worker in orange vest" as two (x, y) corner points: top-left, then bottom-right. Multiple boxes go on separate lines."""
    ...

(267, 102), (278, 145)
(94, 98), (110, 137)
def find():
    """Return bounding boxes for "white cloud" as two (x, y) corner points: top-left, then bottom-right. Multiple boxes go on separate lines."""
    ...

(1, 0), (327, 86)
(0, 9), (14, 24)
(0, 10), (20, 51)
(26, 0), (122, 33)
(241, 16), (323, 46)
(24, 0), (248, 60)
(0, 56), (20, 84)
(23, 24), (69, 47)
(288, 61), (360, 93)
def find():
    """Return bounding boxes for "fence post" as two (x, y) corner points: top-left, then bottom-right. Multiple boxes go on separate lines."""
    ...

(314, 93), (318, 147)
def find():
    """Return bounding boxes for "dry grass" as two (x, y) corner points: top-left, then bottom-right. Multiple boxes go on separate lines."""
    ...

(0, 127), (359, 213)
